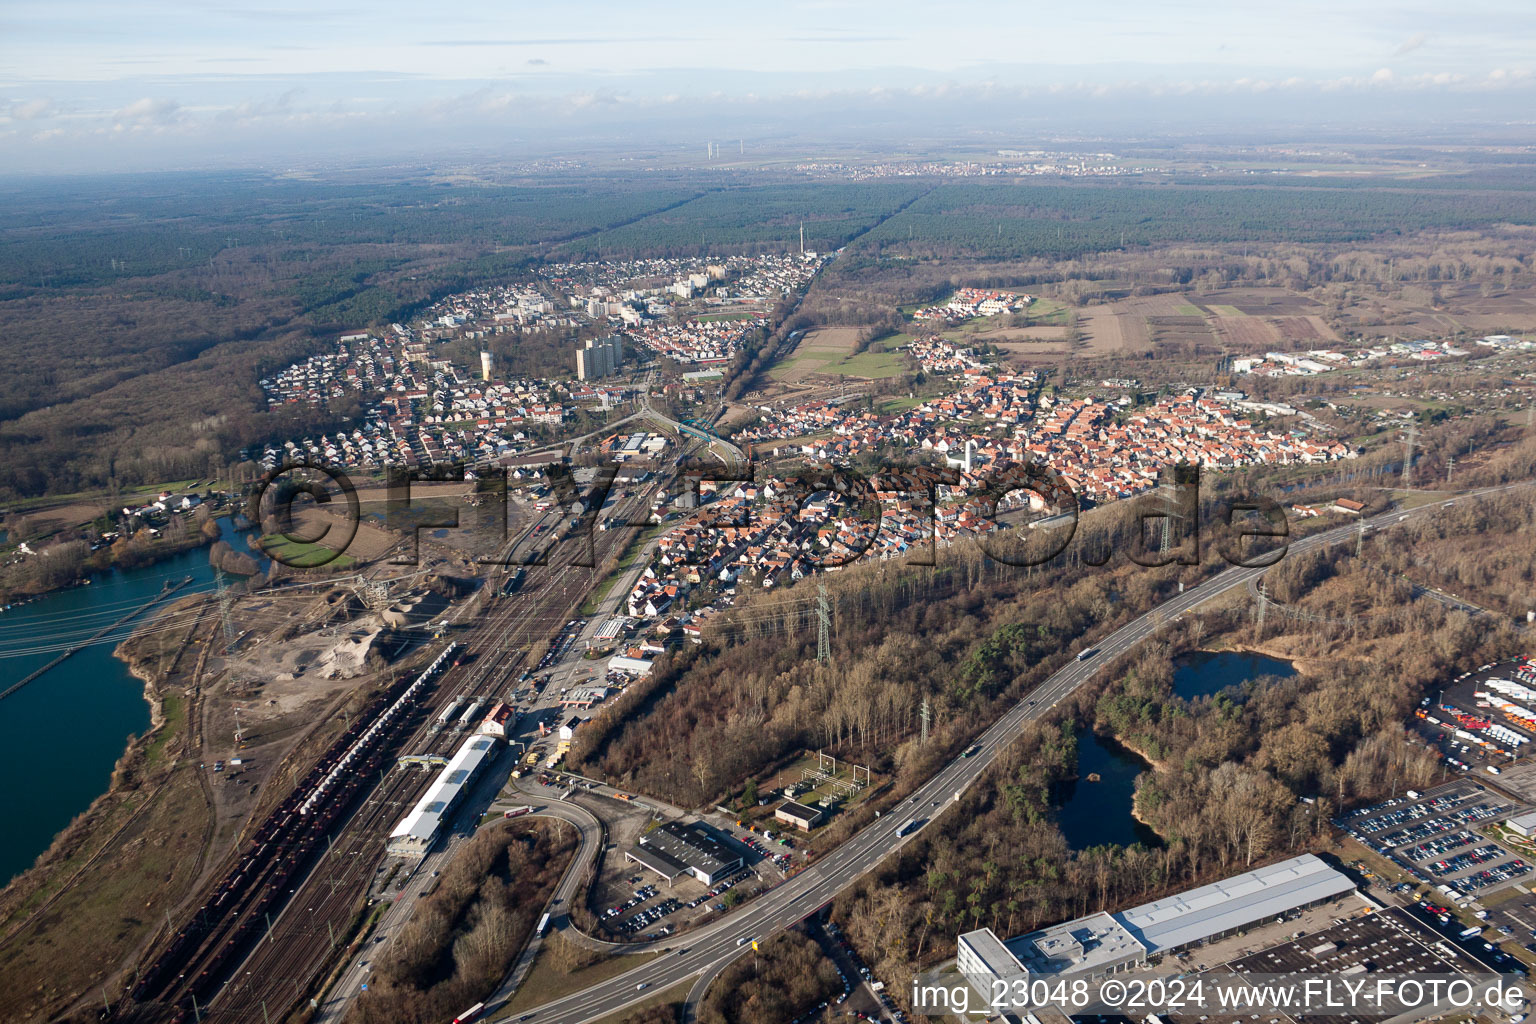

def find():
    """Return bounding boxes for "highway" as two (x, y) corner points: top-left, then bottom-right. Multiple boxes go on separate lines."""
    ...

(494, 480), (1532, 1024)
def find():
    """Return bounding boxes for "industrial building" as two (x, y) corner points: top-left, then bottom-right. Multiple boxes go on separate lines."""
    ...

(1162, 906), (1499, 1024)
(958, 854), (1357, 993)
(774, 800), (824, 831)
(478, 702), (516, 738)
(386, 733), (501, 857)
(625, 821), (743, 885)
(1506, 810), (1536, 838)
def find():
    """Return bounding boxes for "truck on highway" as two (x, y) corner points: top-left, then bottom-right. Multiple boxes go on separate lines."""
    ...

(1077, 648), (1096, 661)
(537, 913), (551, 936)
(504, 805), (533, 819)
(897, 818), (918, 837)
(452, 1003), (485, 1024)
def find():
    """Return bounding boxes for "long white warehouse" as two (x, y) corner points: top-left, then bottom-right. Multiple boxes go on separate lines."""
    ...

(958, 854), (1356, 993)
(387, 733), (501, 857)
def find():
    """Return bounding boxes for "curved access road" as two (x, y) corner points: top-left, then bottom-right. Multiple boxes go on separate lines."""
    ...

(490, 481), (1534, 1024)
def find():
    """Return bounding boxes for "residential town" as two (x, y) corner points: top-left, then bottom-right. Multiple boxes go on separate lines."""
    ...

(255, 252), (835, 469)
(615, 340), (1358, 634)
(911, 287), (1033, 324)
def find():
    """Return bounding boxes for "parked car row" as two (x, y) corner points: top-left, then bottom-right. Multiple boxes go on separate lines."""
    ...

(604, 884), (660, 919)
(686, 870), (749, 909)
(826, 920), (908, 1024)
(1406, 830), (1478, 862)
(620, 897), (680, 934)
(1374, 801), (1504, 849)
(1429, 845), (1509, 877)
(1457, 860), (1530, 893)
(537, 618), (588, 671)
(1352, 793), (1468, 833)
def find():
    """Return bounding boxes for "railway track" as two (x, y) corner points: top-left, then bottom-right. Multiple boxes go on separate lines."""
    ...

(125, 485), (656, 1023)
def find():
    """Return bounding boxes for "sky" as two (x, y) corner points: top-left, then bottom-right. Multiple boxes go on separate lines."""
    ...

(3, 1), (1535, 173)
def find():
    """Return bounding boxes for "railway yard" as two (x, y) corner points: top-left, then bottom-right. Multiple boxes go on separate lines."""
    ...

(116, 474), (663, 1024)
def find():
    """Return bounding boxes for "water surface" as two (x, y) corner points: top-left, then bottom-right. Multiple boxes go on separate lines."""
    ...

(0, 518), (259, 885)
(1173, 649), (1296, 700)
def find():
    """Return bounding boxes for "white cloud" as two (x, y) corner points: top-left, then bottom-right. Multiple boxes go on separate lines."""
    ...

(8, 97), (57, 120)
(1394, 32), (1430, 57)
(115, 97), (181, 124)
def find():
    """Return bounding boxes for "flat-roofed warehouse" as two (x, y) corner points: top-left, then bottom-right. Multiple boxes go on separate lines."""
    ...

(958, 854), (1356, 994)
(626, 821), (742, 885)
(1506, 810), (1536, 837)
(387, 733), (501, 857)
(1118, 853), (1356, 955)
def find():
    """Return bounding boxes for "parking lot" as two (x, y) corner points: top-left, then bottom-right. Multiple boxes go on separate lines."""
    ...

(1336, 780), (1531, 899)
(1483, 888), (1536, 952)
(593, 868), (755, 940)
(1417, 657), (1536, 769)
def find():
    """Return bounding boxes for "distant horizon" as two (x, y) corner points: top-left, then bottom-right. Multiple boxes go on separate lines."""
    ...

(4, 0), (1536, 174)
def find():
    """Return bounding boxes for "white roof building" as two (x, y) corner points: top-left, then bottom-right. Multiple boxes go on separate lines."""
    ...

(1116, 853), (1356, 954)
(956, 854), (1357, 1001)
(387, 733), (500, 857)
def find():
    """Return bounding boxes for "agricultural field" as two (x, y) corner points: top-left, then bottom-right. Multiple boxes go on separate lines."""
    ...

(1078, 309), (1152, 355)
(767, 327), (910, 383)
(1211, 314), (1283, 347)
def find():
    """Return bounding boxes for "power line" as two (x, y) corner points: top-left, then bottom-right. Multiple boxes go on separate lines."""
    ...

(214, 567), (237, 653)
(815, 582), (831, 665)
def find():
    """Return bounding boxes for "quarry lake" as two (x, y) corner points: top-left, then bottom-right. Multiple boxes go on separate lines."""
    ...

(0, 518), (259, 885)
(1057, 650), (1297, 850)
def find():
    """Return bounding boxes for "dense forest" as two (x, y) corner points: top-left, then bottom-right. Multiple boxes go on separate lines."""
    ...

(855, 180), (1536, 262)
(348, 819), (576, 1024)
(554, 182), (930, 258)
(1366, 490), (1536, 619)
(697, 930), (841, 1024)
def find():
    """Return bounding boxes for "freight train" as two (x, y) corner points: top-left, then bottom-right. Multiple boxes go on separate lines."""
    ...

(129, 644), (459, 1010)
